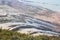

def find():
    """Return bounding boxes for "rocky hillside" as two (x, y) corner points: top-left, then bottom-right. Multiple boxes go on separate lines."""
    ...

(0, 0), (60, 36)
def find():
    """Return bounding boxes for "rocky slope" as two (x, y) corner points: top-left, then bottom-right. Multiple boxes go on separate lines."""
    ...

(0, 0), (60, 36)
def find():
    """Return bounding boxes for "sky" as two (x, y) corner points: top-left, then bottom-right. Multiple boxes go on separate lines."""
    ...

(18, 0), (60, 12)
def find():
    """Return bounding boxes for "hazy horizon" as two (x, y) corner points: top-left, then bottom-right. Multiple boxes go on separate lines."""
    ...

(18, 0), (60, 12)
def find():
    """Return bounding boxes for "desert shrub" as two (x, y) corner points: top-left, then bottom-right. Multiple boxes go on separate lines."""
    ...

(0, 29), (60, 40)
